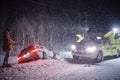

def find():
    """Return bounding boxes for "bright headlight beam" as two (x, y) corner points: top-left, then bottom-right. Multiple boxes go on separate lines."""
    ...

(96, 36), (101, 40)
(86, 46), (96, 53)
(71, 44), (76, 50)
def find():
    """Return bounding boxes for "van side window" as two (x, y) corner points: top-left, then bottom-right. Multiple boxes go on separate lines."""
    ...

(104, 38), (110, 45)
(114, 33), (120, 39)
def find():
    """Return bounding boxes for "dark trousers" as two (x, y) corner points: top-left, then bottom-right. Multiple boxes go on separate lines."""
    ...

(3, 51), (9, 66)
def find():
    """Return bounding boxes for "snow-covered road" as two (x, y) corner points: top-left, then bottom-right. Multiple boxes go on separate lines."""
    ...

(51, 58), (120, 80)
(0, 56), (120, 80)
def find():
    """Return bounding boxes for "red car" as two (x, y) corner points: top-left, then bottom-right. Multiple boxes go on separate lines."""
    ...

(18, 45), (54, 63)
(18, 45), (40, 63)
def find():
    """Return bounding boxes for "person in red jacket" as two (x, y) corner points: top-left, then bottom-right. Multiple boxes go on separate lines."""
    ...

(2, 28), (14, 67)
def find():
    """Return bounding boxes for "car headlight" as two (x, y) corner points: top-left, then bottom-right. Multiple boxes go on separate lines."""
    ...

(71, 44), (76, 50)
(23, 52), (30, 58)
(85, 46), (96, 53)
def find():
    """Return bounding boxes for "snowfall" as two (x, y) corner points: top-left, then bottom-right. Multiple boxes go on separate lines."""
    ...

(0, 52), (120, 80)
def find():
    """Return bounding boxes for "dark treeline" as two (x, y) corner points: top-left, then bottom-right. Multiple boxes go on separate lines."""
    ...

(0, 0), (81, 54)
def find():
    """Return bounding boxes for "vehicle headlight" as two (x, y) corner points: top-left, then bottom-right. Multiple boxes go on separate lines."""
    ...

(23, 52), (30, 58)
(71, 44), (76, 50)
(85, 46), (96, 53)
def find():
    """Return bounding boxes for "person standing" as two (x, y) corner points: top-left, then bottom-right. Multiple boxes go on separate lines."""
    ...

(2, 28), (14, 67)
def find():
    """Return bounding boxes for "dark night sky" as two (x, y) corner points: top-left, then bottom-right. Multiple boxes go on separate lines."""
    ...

(0, 0), (120, 31)
(0, 0), (120, 50)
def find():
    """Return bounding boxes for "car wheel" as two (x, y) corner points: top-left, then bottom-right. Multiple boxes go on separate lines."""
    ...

(116, 49), (120, 58)
(73, 55), (79, 60)
(96, 51), (103, 62)
(42, 51), (47, 59)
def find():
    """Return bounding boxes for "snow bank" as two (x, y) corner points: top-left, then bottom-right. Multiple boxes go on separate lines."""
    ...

(59, 51), (73, 59)
(1, 55), (120, 80)
(0, 55), (17, 65)
(0, 59), (70, 80)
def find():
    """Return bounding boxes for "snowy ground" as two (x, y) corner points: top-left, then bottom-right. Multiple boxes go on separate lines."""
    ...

(0, 53), (120, 80)
(0, 55), (17, 65)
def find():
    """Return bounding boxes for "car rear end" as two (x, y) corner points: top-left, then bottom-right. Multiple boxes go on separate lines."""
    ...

(18, 46), (40, 63)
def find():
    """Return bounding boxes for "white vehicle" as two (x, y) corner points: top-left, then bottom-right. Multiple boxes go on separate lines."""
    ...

(71, 27), (120, 62)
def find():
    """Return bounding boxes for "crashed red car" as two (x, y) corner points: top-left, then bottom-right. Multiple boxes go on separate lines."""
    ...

(18, 45), (54, 63)
(18, 45), (40, 63)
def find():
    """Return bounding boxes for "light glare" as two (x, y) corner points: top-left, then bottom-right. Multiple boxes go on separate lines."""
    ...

(112, 27), (118, 33)
(71, 44), (76, 50)
(86, 46), (96, 53)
